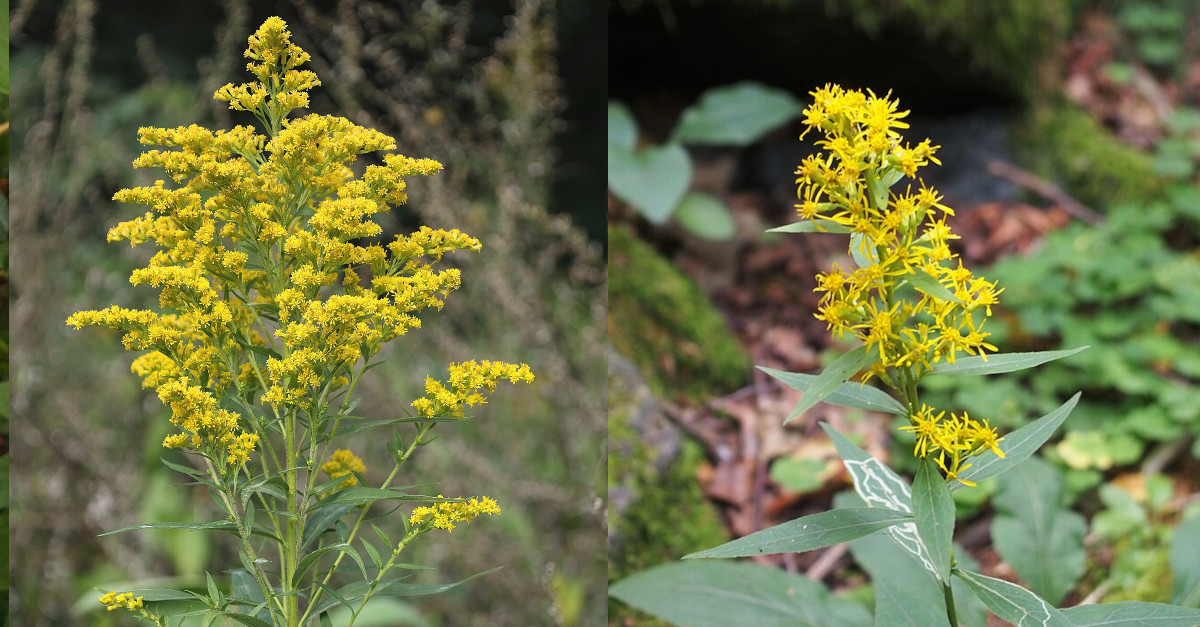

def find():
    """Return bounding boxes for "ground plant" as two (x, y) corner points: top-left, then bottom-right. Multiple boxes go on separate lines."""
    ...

(610, 85), (1200, 627)
(67, 18), (533, 626)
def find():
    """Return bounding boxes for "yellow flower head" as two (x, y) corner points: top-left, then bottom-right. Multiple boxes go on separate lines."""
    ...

(321, 449), (367, 488)
(409, 495), (502, 532)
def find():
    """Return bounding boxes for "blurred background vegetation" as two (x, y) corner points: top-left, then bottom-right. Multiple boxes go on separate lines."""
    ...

(608, 0), (1200, 624)
(9, 1), (605, 625)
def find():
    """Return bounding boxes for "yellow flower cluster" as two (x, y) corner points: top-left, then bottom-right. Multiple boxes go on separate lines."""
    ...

(409, 496), (502, 532)
(98, 591), (144, 612)
(411, 361), (535, 418)
(797, 85), (1002, 378)
(321, 449), (367, 489)
(898, 404), (1004, 486)
(795, 85), (1006, 484)
(67, 16), (533, 474)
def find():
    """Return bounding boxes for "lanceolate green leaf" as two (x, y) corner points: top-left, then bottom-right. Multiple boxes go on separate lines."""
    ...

(785, 345), (874, 423)
(313, 487), (435, 509)
(951, 392), (1081, 491)
(1062, 601), (1200, 626)
(912, 459), (955, 583)
(610, 561), (871, 627)
(307, 569), (501, 616)
(758, 366), (907, 415)
(99, 520), (238, 536)
(684, 508), (911, 559)
(930, 346), (1089, 376)
(906, 270), (965, 304)
(953, 569), (1071, 627)
(766, 219), (853, 234)
(219, 612), (275, 627)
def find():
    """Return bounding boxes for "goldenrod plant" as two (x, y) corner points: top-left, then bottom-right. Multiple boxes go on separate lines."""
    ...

(67, 17), (532, 627)
(610, 85), (1200, 627)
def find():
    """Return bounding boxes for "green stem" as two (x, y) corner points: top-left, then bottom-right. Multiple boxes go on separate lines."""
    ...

(942, 580), (959, 627)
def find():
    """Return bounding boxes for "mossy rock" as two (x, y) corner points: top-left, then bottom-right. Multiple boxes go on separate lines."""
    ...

(608, 224), (751, 404)
(1018, 102), (1167, 212)
(608, 350), (729, 625)
(826, 0), (1071, 98)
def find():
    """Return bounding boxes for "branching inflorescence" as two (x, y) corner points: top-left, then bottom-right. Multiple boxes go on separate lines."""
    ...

(68, 17), (532, 626)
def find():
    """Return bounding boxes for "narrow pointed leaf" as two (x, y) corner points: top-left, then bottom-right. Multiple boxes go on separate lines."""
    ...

(610, 561), (871, 627)
(767, 219), (853, 234)
(302, 504), (354, 549)
(100, 520), (238, 536)
(912, 459), (955, 583)
(954, 569), (1070, 627)
(684, 508), (911, 559)
(313, 487), (430, 509)
(219, 612), (274, 627)
(930, 346), (1089, 376)
(1062, 601), (1200, 626)
(785, 345), (874, 423)
(906, 270), (964, 304)
(293, 543), (355, 588)
(951, 392), (1081, 491)
(758, 366), (906, 415)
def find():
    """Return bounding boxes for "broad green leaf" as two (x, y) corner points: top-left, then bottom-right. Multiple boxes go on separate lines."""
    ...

(1169, 515), (1200, 606)
(930, 346), (1089, 376)
(822, 424), (939, 579)
(951, 392), (1081, 490)
(906, 270), (964, 304)
(785, 345), (874, 423)
(954, 569), (1070, 627)
(100, 520), (238, 536)
(674, 192), (736, 240)
(228, 570), (268, 617)
(758, 366), (906, 415)
(608, 101), (637, 150)
(837, 493), (950, 627)
(610, 561), (870, 627)
(766, 219), (853, 234)
(302, 504), (355, 549)
(912, 459), (955, 583)
(684, 508), (911, 559)
(992, 457), (1085, 605)
(670, 82), (803, 146)
(1062, 601), (1200, 626)
(608, 143), (691, 224)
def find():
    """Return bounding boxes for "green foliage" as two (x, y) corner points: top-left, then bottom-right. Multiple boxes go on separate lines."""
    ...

(609, 82), (802, 239)
(1115, 0), (1193, 76)
(608, 224), (752, 401)
(991, 456), (1086, 605)
(1091, 477), (1197, 605)
(610, 561), (871, 627)
(1018, 103), (1167, 211)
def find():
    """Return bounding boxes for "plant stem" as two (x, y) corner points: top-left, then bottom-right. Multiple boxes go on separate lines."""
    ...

(942, 580), (959, 627)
